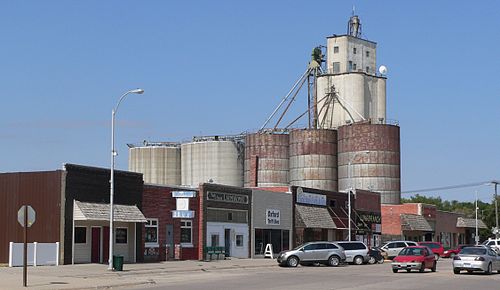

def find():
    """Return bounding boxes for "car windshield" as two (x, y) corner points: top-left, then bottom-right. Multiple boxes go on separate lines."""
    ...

(460, 247), (486, 255)
(399, 248), (424, 256)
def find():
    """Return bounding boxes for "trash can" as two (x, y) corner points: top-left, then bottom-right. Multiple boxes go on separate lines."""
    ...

(113, 255), (124, 271)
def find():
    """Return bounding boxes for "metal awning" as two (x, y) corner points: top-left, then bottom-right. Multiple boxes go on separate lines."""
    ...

(456, 217), (487, 229)
(400, 214), (433, 232)
(295, 204), (337, 229)
(73, 200), (147, 223)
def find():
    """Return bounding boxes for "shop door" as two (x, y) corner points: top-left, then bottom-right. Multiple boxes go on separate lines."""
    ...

(166, 224), (174, 259)
(224, 229), (231, 257)
(102, 227), (109, 264)
(91, 227), (101, 263)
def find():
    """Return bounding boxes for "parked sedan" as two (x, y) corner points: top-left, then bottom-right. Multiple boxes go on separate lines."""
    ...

(418, 242), (444, 260)
(277, 241), (346, 267)
(453, 246), (500, 274)
(391, 246), (437, 273)
(443, 244), (474, 258)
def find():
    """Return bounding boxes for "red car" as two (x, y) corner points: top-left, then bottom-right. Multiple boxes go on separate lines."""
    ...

(418, 242), (444, 260)
(442, 244), (474, 258)
(391, 246), (437, 273)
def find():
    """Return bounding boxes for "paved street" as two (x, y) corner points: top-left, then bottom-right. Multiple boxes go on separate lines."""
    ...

(1, 258), (499, 290)
(128, 259), (500, 290)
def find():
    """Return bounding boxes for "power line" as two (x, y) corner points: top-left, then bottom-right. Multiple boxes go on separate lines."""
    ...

(401, 180), (496, 194)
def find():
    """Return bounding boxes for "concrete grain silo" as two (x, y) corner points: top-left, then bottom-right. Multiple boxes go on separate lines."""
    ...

(289, 129), (338, 191)
(128, 142), (181, 185)
(337, 122), (401, 204)
(181, 137), (244, 187)
(244, 133), (289, 187)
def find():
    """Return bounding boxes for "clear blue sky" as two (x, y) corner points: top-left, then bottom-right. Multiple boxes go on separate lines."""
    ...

(1, 1), (498, 202)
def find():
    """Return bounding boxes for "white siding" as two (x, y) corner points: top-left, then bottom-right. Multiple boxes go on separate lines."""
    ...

(207, 222), (248, 258)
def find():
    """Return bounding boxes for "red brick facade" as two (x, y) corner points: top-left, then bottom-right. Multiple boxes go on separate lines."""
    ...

(142, 185), (199, 261)
(381, 203), (420, 236)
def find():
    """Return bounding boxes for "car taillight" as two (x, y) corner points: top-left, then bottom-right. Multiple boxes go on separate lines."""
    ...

(453, 256), (461, 260)
(474, 257), (485, 261)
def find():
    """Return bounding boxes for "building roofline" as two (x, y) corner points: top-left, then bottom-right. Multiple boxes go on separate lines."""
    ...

(326, 34), (377, 45)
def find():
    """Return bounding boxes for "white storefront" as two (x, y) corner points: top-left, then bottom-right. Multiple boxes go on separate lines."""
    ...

(206, 222), (249, 258)
(72, 200), (146, 264)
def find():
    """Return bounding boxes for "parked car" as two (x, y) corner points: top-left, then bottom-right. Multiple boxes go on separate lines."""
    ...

(418, 242), (444, 260)
(277, 241), (346, 267)
(367, 247), (385, 264)
(380, 241), (418, 259)
(453, 245), (500, 274)
(391, 246), (437, 273)
(482, 238), (500, 252)
(443, 244), (474, 258)
(335, 241), (370, 265)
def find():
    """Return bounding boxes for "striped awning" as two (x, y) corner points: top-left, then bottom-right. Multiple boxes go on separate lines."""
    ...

(73, 200), (147, 223)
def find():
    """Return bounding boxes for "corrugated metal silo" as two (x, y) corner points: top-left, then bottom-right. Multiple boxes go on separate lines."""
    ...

(128, 142), (181, 185)
(181, 139), (244, 187)
(289, 129), (338, 191)
(244, 133), (289, 187)
(337, 123), (401, 204)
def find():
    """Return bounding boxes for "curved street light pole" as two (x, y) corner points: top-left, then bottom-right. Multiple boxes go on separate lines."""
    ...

(109, 88), (144, 270)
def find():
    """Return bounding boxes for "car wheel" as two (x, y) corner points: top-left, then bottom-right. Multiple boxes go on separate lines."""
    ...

(434, 254), (439, 261)
(287, 256), (299, 268)
(419, 263), (425, 273)
(328, 255), (340, 267)
(377, 258), (384, 264)
(431, 261), (437, 272)
(453, 268), (460, 274)
(353, 255), (364, 265)
(485, 263), (492, 275)
(367, 256), (376, 264)
(392, 269), (398, 273)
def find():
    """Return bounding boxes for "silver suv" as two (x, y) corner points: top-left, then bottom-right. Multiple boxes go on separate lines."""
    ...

(277, 241), (346, 267)
(335, 241), (370, 265)
(381, 241), (418, 259)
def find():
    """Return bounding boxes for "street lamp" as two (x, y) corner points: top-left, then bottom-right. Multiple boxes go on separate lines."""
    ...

(109, 88), (144, 270)
(347, 150), (369, 241)
(491, 181), (499, 239)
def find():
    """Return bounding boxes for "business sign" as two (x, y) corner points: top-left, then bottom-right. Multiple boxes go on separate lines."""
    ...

(296, 187), (326, 206)
(266, 209), (280, 225)
(207, 191), (248, 204)
(356, 211), (382, 234)
(176, 198), (190, 211)
(172, 210), (195, 218)
(172, 191), (196, 198)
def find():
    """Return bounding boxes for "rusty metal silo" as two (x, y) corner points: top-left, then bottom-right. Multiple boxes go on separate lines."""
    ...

(289, 129), (338, 191)
(244, 133), (289, 187)
(337, 123), (401, 204)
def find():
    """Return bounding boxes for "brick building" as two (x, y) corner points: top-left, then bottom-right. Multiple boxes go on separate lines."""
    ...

(141, 184), (199, 261)
(353, 189), (382, 247)
(381, 203), (487, 245)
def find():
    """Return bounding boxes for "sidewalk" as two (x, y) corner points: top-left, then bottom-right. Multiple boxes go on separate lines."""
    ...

(0, 259), (277, 290)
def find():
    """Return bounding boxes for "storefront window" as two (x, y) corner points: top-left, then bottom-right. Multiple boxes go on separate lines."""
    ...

(75, 227), (87, 244)
(236, 235), (244, 247)
(211, 234), (219, 247)
(145, 218), (158, 245)
(180, 220), (192, 245)
(254, 229), (290, 255)
(115, 228), (128, 244)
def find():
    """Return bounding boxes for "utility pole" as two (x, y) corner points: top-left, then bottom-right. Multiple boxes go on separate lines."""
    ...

(475, 190), (479, 245)
(493, 181), (499, 239)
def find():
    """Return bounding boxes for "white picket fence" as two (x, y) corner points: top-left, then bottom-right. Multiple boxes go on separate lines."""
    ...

(9, 242), (59, 267)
